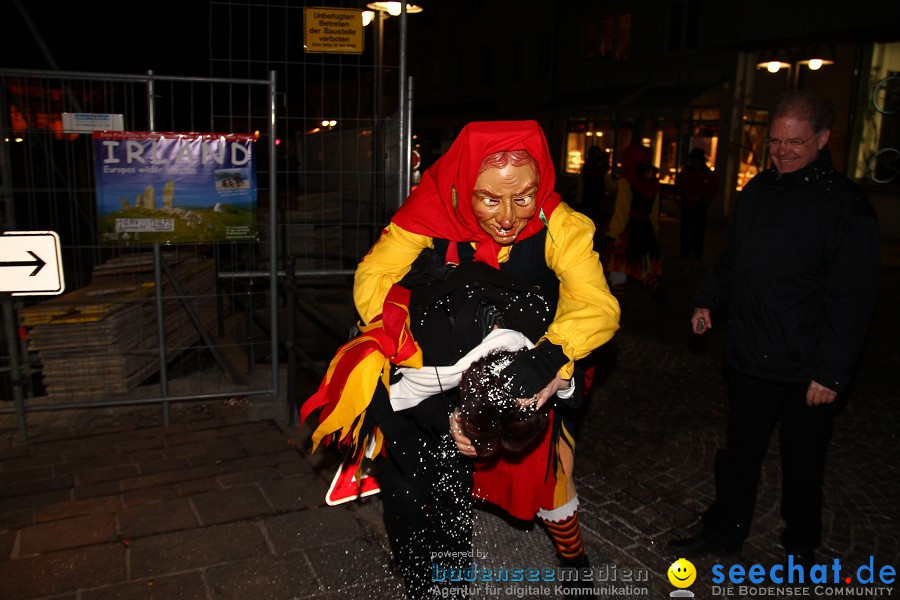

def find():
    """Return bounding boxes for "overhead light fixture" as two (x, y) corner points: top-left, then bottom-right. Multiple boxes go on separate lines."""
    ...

(756, 48), (793, 73)
(362, 10), (374, 26)
(797, 44), (835, 71)
(366, 2), (423, 16)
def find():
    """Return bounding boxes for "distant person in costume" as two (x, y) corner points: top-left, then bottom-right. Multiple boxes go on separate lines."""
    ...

(302, 121), (620, 599)
(575, 145), (616, 234)
(604, 144), (664, 302)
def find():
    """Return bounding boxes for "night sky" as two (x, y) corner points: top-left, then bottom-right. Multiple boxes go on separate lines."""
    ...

(1, 1), (211, 75)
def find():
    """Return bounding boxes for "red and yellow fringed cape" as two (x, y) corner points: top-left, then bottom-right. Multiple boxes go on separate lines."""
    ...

(299, 285), (422, 458)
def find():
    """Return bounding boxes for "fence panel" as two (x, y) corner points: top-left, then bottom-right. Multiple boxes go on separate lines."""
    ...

(0, 69), (278, 435)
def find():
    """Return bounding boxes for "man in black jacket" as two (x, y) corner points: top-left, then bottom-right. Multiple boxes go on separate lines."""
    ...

(669, 90), (881, 567)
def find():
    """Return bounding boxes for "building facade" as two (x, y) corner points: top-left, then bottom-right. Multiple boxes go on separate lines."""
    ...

(405, 0), (899, 234)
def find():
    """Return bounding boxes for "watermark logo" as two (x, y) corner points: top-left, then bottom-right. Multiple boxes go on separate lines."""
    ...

(708, 555), (896, 597)
(668, 558), (697, 598)
(429, 560), (652, 597)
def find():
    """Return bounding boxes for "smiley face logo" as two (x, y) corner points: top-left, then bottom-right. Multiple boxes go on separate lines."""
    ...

(668, 558), (697, 588)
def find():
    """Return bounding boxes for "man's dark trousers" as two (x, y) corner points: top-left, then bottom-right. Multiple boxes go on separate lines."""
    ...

(701, 369), (838, 555)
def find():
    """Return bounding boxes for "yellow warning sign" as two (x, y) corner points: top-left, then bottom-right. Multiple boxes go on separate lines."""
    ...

(304, 7), (364, 54)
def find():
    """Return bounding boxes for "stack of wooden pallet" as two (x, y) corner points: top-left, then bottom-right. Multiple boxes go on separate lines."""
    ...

(20, 253), (217, 398)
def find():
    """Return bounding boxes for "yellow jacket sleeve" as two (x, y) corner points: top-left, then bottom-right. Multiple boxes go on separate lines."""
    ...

(353, 223), (433, 323)
(543, 203), (621, 377)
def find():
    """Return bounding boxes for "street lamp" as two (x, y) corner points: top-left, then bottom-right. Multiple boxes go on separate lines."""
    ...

(363, 2), (423, 219)
(366, 2), (423, 16)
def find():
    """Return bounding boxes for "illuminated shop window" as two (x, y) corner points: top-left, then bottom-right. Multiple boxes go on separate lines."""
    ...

(852, 42), (900, 185)
(565, 119), (613, 174)
(737, 108), (769, 191)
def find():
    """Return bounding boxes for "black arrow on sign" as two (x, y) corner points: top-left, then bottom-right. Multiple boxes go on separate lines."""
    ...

(0, 251), (46, 276)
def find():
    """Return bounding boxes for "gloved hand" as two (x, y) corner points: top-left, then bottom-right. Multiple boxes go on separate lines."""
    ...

(499, 342), (569, 398)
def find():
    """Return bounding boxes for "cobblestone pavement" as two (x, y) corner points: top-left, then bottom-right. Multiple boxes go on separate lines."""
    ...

(573, 221), (900, 599)
(1, 219), (897, 600)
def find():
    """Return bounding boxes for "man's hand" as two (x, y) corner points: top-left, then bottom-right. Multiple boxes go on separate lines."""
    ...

(692, 307), (712, 334)
(806, 381), (837, 406)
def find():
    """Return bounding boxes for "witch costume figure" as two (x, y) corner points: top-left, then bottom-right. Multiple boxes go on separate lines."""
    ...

(300, 121), (620, 599)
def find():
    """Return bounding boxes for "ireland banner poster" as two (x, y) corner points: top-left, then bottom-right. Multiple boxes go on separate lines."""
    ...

(93, 131), (258, 245)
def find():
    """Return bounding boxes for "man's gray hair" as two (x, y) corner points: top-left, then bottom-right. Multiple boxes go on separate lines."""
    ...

(771, 90), (837, 133)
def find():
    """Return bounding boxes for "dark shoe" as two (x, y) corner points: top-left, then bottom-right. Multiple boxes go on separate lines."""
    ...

(667, 534), (742, 559)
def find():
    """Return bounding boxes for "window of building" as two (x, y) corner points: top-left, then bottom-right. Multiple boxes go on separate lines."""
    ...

(584, 14), (631, 61)
(737, 107), (769, 190)
(649, 120), (680, 185)
(565, 119), (614, 174)
(678, 107), (721, 182)
(668, 0), (700, 52)
(852, 42), (900, 185)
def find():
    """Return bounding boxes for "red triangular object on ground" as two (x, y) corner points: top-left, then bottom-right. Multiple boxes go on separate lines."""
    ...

(326, 452), (381, 506)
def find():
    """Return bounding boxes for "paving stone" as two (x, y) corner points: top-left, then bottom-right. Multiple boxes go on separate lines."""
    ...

(53, 453), (136, 475)
(0, 507), (33, 530)
(129, 521), (270, 578)
(205, 551), (321, 599)
(137, 457), (192, 476)
(190, 485), (273, 525)
(0, 465), (53, 484)
(240, 434), (295, 456)
(164, 429), (223, 447)
(0, 529), (15, 560)
(35, 496), (121, 523)
(0, 474), (74, 498)
(61, 445), (132, 463)
(0, 443), (31, 460)
(17, 513), (119, 555)
(0, 543), (126, 599)
(0, 488), (71, 513)
(305, 537), (393, 591)
(277, 457), (316, 476)
(219, 450), (303, 474)
(177, 476), (222, 496)
(80, 571), (206, 600)
(76, 464), (141, 485)
(159, 442), (206, 459)
(72, 480), (121, 500)
(187, 445), (248, 467)
(120, 464), (222, 492)
(263, 508), (364, 553)
(314, 577), (407, 600)
(217, 422), (273, 438)
(117, 498), (199, 538)
(115, 437), (167, 454)
(260, 472), (329, 511)
(120, 483), (182, 507)
(217, 466), (281, 487)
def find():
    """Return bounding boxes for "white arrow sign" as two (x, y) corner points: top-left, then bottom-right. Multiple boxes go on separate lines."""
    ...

(0, 231), (65, 296)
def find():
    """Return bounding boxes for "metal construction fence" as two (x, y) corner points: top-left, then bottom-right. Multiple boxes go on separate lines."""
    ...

(0, 68), (284, 439)
(1, 1), (416, 439)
